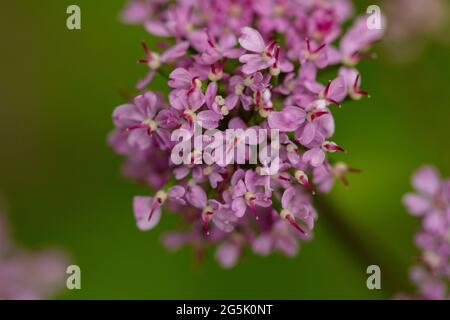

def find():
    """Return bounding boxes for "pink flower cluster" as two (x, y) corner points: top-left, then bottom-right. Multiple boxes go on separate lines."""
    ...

(110, 0), (384, 268)
(400, 166), (450, 300)
(0, 210), (68, 300)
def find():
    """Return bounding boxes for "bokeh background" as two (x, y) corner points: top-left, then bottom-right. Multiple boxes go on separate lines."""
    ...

(0, 0), (449, 299)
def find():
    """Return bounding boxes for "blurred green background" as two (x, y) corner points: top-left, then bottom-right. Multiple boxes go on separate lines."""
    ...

(0, 1), (449, 299)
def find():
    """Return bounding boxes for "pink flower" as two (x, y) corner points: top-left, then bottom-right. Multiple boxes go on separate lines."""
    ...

(197, 31), (244, 65)
(137, 41), (189, 89)
(339, 67), (369, 100)
(268, 106), (306, 132)
(231, 170), (272, 218)
(239, 27), (279, 74)
(403, 166), (445, 216)
(313, 162), (361, 192)
(398, 166), (450, 299)
(340, 15), (385, 66)
(252, 219), (300, 257)
(215, 241), (240, 269)
(133, 195), (163, 231)
(0, 210), (69, 299)
(169, 68), (206, 113)
(302, 141), (346, 167)
(113, 91), (177, 150)
(111, 0), (384, 268)
(280, 187), (316, 236)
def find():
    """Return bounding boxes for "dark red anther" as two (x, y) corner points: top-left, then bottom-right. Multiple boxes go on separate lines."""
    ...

(324, 80), (331, 97)
(286, 214), (306, 235)
(266, 40), (277, 55)
(255, 91), (261, 105)
(147, 198), (162, 221)
(310, 111), (328, 121)
(353, 74), (369, 96)
(205, 29), (216, 48)
(141, 41), (151, 55)
(323, 142), (346, 153)
(203, 211), (213, 235)
(127, 124), (147, 131)
(220, 58), (228, 70)
(278, 175), (291, 182)
(313, 43), (326, 54)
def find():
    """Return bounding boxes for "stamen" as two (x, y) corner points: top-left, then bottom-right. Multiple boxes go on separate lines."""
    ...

(255, 91), (261, 106)
(353, 74), (361, 90)
(313, 43), (326, 54)
(274, 46), (280, 61)
(126, 124), (147, 131)
(322, 141), (346, 153)
(324, 80), (331, 97)
(141, 41), (151, 56)
(219, 58), (228, 71)
(338, 175), (349, 187)
(205, 29), (216, 48)
(286, 214), (306, 235)
(202, 210), (213, 236)
(301, 179), (316, 195)
(266, 40), (277, 54)
(324, 81), (341, 107)
(306, 38), (311, 53)
(355, 89), (369, 96)
(278, 175), (291, 182)
(147, 197), (163, 221)
(310, 111), (328, 121)
(353, 74), (369, 96)
(326, 98), (341, 107)
(295, 171), (316, 195)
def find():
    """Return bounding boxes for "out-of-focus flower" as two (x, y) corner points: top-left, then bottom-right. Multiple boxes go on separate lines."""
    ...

(384, 0), (450, 62)
(398, 165), (450, 300)
(110, 0), (384, 268)
(0, 210), (69, 300)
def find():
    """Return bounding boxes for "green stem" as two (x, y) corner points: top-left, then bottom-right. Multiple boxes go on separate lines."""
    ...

(314, 195), (409, 295)
(157, 68), (169, 80)
(162, 176), (179, 191)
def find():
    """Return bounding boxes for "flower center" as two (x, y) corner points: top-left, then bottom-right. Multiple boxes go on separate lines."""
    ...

(235, 84), (244, 95)
(342, 54), (358, 67)
(208, 70), (223, 82)
(286, 143), (297, 153)
(142, 118), (158, 131)
(194, 78), (202, 89)
(280, 208), (291, 220)
(261, 51), (273, 62)
(215, 95), (225, 106)
(245, 191), (256, 203)
(203, 166), (213, 176)
(306, 110), (328, 122)
(243, 77), (254, 87)
(148, 52), (161, 70)
(221, 106), (229, 116)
